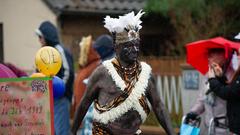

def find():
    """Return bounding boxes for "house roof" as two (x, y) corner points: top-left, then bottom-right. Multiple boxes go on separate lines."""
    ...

(43, 0), (146, 16)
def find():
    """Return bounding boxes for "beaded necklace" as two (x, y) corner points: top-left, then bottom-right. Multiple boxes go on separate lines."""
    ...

(112, 58), (141, 84)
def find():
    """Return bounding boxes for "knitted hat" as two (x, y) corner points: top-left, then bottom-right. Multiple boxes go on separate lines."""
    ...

(93, 35), (114, 60)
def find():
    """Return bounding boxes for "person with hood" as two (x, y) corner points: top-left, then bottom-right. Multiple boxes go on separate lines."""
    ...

(36, 21), (74, 135)
(74, 35), (115, 135)
(74, 35), (100, 113)
(74, 35), (100, 135)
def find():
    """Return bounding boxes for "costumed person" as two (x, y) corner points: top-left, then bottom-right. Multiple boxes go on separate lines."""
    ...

(185, 48), (234, 135)
(72, 10), (175, 135)
(74, 35), (101, 135)
(208, 36), (240, 134)
(36, 21), (74, 135)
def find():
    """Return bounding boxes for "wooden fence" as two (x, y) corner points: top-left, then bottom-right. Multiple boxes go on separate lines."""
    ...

(141, 56), (185, 76)
(141, 57), (186, 134)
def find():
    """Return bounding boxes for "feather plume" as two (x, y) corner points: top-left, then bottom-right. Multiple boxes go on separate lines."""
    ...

(104, 10), (145, 33)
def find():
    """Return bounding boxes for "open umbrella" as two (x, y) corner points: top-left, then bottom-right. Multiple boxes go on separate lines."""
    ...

(0, 63), (17, 78)
(186, 37), (240, 75)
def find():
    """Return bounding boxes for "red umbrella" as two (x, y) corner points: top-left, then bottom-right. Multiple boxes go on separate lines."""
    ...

(186, 37), (240, 75)
(0, 63), (17, 78)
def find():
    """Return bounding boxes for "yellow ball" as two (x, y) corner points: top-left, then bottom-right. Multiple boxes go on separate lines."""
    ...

(35, 46), (62, 77)
(30, 72), (46, 78)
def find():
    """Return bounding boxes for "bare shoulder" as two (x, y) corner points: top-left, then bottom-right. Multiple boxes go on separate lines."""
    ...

(89, 64), (108, 80)
(86, 65), (110, 90)
(93, 65), (108, 75)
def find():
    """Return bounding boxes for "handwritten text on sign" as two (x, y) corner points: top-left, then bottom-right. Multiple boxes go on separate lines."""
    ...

(0, 78), (53, 135)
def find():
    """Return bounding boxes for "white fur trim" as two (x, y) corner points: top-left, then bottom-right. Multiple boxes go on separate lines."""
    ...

(94, 59), (151, 124)
(102, 59), (126, 90)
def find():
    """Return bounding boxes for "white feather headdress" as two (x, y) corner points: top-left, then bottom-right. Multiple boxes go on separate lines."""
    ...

(104, 10), (145, 44)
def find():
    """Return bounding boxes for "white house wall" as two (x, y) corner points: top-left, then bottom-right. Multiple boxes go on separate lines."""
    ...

(0, 0), (57, 72)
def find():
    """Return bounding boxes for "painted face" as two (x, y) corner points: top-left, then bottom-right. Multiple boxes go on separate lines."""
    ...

(116, 40), (140, 64)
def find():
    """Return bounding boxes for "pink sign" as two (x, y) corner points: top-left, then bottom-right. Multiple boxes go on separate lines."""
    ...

(0, 77), (54, 135)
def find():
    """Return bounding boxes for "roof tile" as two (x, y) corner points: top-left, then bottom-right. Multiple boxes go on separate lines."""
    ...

(43, 0), (146, 14)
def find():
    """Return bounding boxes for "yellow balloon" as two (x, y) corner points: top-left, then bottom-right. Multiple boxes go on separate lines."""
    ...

(35, 46), (62, 77)
(30, 72), (46, 78)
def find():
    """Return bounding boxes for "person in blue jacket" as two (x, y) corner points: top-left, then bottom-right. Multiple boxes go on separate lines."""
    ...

(36, 21), (74, 135)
